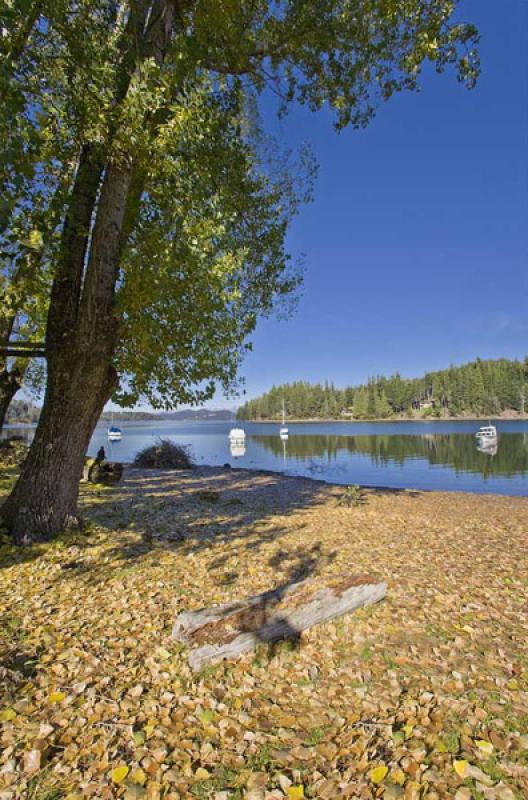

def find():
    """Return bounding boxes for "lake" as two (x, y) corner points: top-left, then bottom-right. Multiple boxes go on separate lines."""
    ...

(4, 418), (528, 495)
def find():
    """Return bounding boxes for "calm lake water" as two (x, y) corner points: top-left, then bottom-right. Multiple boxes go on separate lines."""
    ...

(4, 419), (528, 495)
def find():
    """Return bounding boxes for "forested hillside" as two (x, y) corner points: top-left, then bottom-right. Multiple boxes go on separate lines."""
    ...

(237, 358), (528, 420)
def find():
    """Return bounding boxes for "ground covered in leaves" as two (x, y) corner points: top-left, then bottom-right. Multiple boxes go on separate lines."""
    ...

(1, 462), (527, 800)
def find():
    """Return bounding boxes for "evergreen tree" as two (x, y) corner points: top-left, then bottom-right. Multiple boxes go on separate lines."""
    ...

(352, 387), (369, 419)
(238, 357), (528, 421)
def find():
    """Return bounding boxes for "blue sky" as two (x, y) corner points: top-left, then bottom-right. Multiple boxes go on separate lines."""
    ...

(226, 0), (528, 406)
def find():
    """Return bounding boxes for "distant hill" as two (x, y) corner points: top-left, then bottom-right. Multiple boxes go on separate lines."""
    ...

(5, 404), (236, 425)
(99, 408), (236, 422)
(237, 356), (528, 421)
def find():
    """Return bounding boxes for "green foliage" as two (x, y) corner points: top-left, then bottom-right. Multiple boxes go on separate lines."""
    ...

(441, 731), (460, 754)
(337, 484), (364, 507)
(237, 357), (528, 420)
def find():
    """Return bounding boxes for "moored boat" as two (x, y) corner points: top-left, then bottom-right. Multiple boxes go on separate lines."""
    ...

(107, 425), (122, 441)
(279, 399), (288, 438)
(228, 427), (246, 441)
(475, 424), (497, 440)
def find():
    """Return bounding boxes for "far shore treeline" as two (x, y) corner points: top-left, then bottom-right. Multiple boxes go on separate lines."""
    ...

(237, 357), (528, 421)
(5, 405), (235, 426)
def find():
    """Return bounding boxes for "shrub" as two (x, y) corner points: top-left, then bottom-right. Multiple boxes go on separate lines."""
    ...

(133, 438), (194, 469)
(337, 484), (364, 507)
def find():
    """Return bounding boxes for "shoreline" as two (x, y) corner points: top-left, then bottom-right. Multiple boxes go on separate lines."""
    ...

(5, 413), (528, 429)
(236, 414), (528, 424)
(126, 462), (524, 500)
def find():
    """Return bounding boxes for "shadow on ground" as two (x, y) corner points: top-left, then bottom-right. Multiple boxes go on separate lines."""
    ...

(65, 466), (343, 586)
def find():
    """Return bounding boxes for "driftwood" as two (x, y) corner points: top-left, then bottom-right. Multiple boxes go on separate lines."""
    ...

(172, 574), (386, 671)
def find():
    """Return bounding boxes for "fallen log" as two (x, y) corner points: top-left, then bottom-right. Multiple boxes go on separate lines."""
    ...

(172, 574), (386, 671)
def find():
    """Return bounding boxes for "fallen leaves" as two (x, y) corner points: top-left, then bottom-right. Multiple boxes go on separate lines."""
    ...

(370, 764), (388, 784)
(111, 765), (130, 784)
(475, 738), (494, 757)
(453, 759), (468, 778)
(287, 786), (304, 799)
(1, 465), (527, 799)
(48, 690), (66, 703)
(194, 767), (210, 780)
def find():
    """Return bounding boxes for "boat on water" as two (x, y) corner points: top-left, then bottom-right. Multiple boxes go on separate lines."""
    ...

(279, 399), (288, 438)
(107, 425), (122, 441)
(228, 427), (246, 441)
(475, 424), (497, 440)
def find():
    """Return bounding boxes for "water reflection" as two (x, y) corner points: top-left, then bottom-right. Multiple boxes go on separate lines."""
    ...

(476, 439), (498, 457)
(229, 440), (246, 458)
(3, 424), (528, 494)
(253, 433), (528, 478)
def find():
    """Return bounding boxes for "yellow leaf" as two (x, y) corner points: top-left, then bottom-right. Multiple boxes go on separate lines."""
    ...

(0, 708), (17, 722)
(65, 795), (83, 800)
(144, 723), (155, 738)
(156, 646), (170, 660)
(403, 723), (414, 738)
(506, 679), (519, 690)
(111, 765), (129, 784)
(195, 767), (210, 780)
(390, 768), (406, 785)
(130, 768), (147, 785)
(287, 787), (304, 799)
(370, 765), (389, 784)
(475, 739), (494, 757)
(48, 692), (66, 703)
(454, 760), (468, 778)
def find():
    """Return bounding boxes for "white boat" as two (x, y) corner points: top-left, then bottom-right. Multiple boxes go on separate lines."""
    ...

(279, 399), (288, 438)
(107, 425), (122, 441)
(228, 427), (246, 441)
(475, 424), (497, 440)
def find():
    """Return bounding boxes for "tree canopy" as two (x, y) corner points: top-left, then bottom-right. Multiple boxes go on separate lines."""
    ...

(1, 0), (479, 409)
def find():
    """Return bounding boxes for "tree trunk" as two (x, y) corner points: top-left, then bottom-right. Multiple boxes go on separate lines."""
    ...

(1, 352), (117, 543)
(0, 162), (132, 543)
(1, 0), (181, 544)
(0, 366), (23, 431)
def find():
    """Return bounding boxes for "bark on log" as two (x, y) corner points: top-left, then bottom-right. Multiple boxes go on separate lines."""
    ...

(172, 574), (386, 671)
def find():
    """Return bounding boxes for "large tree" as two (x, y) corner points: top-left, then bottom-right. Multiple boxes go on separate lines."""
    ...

(0, 0), (479, 543)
